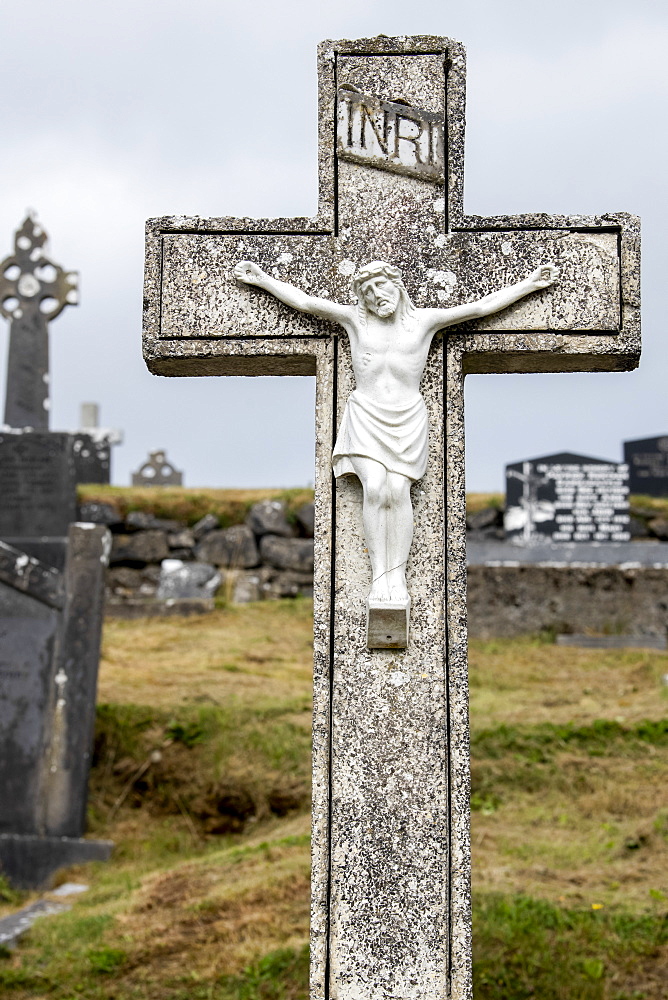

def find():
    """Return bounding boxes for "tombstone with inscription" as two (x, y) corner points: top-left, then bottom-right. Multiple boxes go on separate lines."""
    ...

(131, 448), (183, 486)
(505, 451), (630, 545)
(624, 435), (668, 497)
(143, 35), (640, 1000)
(0, 431), (79, 569)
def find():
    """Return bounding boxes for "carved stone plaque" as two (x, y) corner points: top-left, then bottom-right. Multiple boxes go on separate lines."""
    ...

(337, 86), (444, 182)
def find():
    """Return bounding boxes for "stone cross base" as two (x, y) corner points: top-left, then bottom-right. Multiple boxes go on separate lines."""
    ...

(0, 834), (113, 890)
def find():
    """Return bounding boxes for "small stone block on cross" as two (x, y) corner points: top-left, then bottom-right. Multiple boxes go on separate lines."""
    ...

(366, 599), (410, 648)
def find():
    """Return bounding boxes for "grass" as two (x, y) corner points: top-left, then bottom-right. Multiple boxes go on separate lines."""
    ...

(1, 604), (667, 998)
(77, 485), (668, 533)
(77, 486), (314, 529)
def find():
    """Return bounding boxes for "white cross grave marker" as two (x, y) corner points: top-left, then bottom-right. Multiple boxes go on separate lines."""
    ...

(143, 35), (640, 1000)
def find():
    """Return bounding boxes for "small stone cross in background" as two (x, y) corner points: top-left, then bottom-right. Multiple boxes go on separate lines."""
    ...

(143, 35), (640, 1000)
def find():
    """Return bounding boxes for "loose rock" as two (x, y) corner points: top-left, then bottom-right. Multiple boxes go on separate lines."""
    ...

(246, 499), (295, 538)
(110, 530), (170, 566)
(259, 535), (314, 573)
(195, 525), (259, 568)
(157, 560), (221, 600)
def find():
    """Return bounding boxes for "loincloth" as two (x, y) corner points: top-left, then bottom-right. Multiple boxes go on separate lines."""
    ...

(332, 389), (428, 481)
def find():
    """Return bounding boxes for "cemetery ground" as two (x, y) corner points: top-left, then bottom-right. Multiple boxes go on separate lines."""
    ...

(0, 600), (667, 997)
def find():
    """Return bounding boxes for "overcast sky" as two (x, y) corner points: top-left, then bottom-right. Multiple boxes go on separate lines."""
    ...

(0, 0), (665, 490)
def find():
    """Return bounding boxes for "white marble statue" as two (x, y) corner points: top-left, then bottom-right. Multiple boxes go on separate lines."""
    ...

(234, 259), (558, 607)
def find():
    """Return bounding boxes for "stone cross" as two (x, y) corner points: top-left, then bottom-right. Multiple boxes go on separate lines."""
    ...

(131, 448), (183, 486)
(143, 36), (640, 1000)
(1, 216), (78, 430)
(506, 461), (550, 544)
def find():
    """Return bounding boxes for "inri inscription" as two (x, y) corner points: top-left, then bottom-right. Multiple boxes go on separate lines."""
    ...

(337, 86), (444, 182)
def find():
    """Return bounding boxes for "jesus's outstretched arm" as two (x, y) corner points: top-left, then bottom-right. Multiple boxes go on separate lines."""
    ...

(421, 264), (559, 337)
(234, 261), (353, 326)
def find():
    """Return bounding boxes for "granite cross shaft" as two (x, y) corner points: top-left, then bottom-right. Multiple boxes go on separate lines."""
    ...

(143, 35), (640, 1000)
(1, 216), (78, 430)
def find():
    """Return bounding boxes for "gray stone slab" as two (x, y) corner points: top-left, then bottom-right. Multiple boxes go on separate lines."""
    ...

(1, 538), (68, 571)
(105, 597), (214, 618)
(0, 524), (110, 875)
(0, 541), (64, 609)
(0, 834), (112, 890)
(468, 564), (668, 639)
(0, 899), (69, 947)
(0, 584), (60, 835)
(41, 525), (110, 837)
(556, 634), (667, 650)
(468, 539), (668, 567)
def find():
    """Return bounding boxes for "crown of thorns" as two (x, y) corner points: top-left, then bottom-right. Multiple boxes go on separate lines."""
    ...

(352, 261), (404, 298)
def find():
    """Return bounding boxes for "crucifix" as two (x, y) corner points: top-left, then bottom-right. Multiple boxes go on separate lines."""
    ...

(0, 215), (78, 430)
(143, 35), (640, 1000)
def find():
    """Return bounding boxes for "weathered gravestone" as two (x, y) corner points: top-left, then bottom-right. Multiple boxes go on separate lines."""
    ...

(624, 434), (668, 497)
(131, 448), (183, 486)
(505, 451), (630, 545)
(143, 35), (640, 1000)
(0, 526), (112, 889)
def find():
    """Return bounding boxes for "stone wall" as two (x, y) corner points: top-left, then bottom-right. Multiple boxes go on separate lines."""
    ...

(77, 499), (314, 610)
(81, 496), (668, 636)
(468, 564), (668, 639)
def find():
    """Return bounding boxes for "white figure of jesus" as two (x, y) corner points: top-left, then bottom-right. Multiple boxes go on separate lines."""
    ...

(234, 259), (557, 607)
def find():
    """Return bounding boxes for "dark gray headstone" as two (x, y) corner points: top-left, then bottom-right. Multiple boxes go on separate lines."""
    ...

(72, 432), (110, 485)
(0, 526), (111, 887)
(0, 432), (77, 539)
(0, 584), (60, 835)
(505, 451), (630, 545)
(623, 435), (668, 497)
